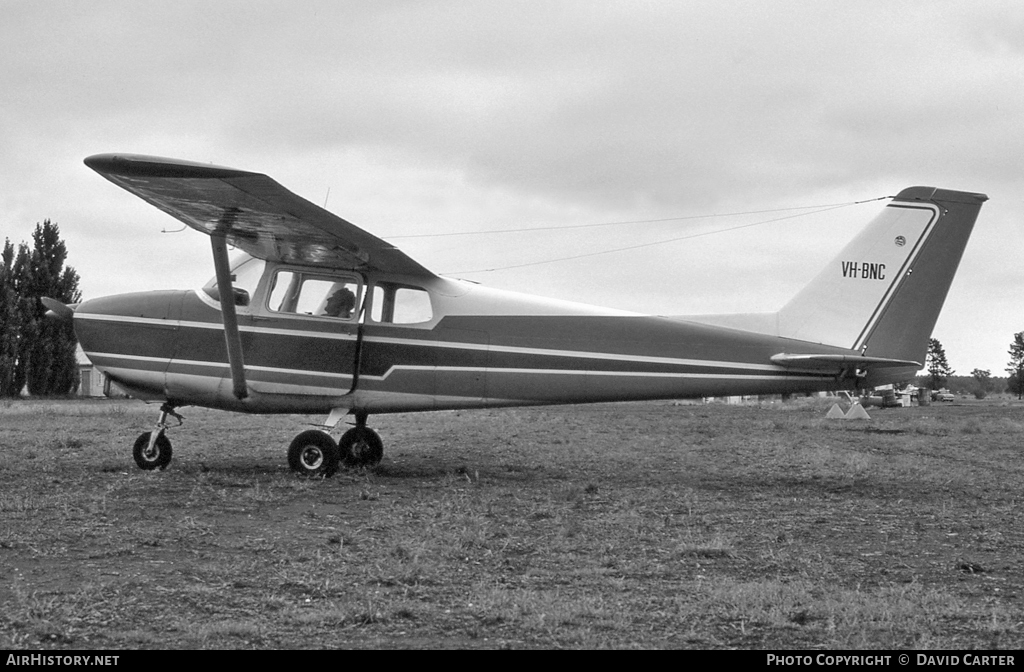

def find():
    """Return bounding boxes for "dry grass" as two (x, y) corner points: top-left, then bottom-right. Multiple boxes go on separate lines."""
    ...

(1, 397), (1023, 649)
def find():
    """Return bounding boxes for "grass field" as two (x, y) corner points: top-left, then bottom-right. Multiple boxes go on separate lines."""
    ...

(1, 396), (1023, 649)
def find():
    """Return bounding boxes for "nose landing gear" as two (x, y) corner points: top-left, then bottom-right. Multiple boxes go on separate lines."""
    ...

(132, 403), (182, 471)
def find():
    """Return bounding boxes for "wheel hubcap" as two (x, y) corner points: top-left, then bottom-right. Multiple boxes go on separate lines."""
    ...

(301, 446), (323, 469)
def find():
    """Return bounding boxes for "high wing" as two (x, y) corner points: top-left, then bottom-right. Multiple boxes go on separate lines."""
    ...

(84, 153), (434, 277)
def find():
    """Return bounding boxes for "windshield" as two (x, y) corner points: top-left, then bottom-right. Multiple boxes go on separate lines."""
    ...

(202, 254), (266, 306)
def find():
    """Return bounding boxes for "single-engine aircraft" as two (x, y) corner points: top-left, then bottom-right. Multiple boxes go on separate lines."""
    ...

(63, 154), (987, 476)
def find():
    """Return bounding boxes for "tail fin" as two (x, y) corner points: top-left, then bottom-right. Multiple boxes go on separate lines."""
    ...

(776, 187), (987, 363)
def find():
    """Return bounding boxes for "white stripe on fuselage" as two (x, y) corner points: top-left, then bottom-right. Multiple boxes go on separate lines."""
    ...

(84, 351), (826, 386)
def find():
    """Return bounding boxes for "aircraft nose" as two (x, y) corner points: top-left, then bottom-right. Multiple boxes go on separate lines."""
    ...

(74, 291), (182, 354)
(73, 290), (186, 399)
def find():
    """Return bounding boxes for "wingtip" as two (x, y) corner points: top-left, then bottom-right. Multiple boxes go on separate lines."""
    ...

(84, 153), (255, 179)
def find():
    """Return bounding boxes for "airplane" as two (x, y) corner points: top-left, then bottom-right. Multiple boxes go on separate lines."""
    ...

(60, 153), (987, 477)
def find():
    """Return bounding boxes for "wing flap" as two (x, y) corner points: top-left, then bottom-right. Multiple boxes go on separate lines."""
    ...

(85, 154), (434, 277)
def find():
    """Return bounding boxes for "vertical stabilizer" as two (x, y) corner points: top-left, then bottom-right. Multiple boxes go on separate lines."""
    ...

(776, 187), (986, 363)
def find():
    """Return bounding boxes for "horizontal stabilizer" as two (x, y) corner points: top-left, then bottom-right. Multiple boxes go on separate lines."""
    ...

(771, 353), (920, 370)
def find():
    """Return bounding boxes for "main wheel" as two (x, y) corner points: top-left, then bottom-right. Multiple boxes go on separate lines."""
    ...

(339, 427), (384, 467)
(132, 431), (173, 471)
(288, 430), (340, 477)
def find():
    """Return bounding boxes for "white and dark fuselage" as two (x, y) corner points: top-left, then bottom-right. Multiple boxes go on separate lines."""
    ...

(74, 271), (861, 416)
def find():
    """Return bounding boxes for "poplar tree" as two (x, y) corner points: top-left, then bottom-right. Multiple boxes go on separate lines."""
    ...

(23, 220), (81, 396)
(0, 221), (82, 397)
(0, 239), (24, 397)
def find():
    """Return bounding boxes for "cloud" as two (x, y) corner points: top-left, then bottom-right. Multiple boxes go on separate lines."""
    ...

(0, 0), (1021, 371)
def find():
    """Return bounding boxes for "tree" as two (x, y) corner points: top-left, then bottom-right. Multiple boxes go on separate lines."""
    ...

(1008, 374), (1024, 399)
(0, 239), (24, 397)
(971, 368), (992, 399)
(925, 338), (954, 390)
(0, 239), (33, 397)
(0, 221), (82, 398)
(1007, 332), (1024, 400)
(22, 221), (81, 396)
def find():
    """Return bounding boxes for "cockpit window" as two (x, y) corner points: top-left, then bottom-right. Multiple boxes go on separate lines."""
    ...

(370, 282), (433, 324)
(268, 270), (361, 320)
(202, 255), (265, 307)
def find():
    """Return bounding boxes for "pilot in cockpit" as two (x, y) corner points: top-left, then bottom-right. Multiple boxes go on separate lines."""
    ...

(322, 285), (356, 318)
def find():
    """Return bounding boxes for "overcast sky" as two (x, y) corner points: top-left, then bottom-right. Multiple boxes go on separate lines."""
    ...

(2, 1), (1021, 374)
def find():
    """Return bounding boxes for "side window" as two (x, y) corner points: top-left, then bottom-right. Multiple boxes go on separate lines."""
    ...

(370, 282), (433, 324)
(268, 271), (360, 319)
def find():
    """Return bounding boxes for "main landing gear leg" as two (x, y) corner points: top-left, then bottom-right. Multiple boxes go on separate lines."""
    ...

(338, 410), (384, 468)
(132, 403), (182, 471)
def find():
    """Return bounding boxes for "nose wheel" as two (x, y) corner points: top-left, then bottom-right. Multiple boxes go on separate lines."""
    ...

(132, 431), (172, 470)
(131, 404), (182, 471)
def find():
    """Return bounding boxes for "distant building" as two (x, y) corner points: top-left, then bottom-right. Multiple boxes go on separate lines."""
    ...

(77, 346), (128, 398)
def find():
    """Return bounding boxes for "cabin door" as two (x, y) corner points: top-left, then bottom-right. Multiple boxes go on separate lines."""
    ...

(245, 267), (364, 396)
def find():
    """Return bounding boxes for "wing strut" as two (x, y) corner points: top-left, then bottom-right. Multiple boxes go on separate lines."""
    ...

(211, 234), (248, 400)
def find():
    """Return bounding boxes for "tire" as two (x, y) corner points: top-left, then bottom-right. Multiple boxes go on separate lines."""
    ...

(288, 430), (340, 477)
(132, 431), (173, 471)
(339, 427), (384, 468)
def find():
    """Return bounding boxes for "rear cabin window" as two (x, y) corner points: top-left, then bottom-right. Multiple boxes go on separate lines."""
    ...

(370, 283), (432, 324)
(268, 271), (361, 320)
